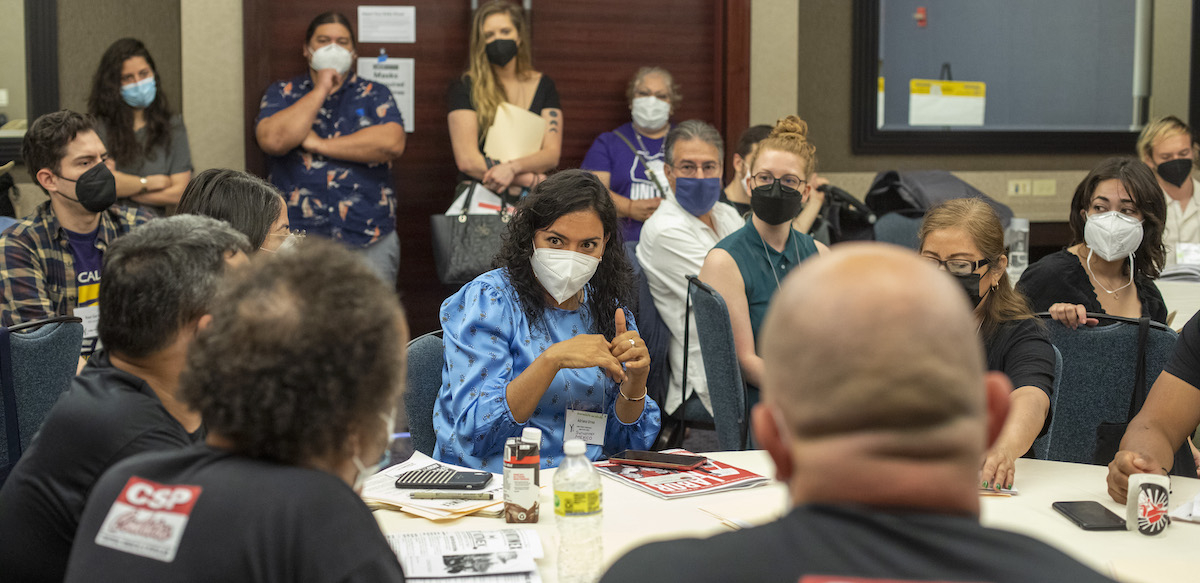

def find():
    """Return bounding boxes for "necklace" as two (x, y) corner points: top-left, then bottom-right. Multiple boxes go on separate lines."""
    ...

(1085, 248), (1134, 300)
(759, 228), (804, 290)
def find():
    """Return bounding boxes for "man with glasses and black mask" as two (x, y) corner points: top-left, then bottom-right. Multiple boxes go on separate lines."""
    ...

(1137, 116), (1199, 267)
(0, 110), (152, 359)
(636, 119), (742, 424)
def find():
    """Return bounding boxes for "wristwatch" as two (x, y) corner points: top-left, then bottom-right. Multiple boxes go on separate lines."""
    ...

(139, 176), (148, 194)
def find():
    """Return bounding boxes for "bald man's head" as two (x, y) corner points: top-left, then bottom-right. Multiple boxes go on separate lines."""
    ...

(760, 244), (986, 444)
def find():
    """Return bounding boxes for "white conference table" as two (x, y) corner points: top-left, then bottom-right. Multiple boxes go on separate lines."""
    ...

(374, 452), (1200, 583)
(1159, 280), (1200, 331)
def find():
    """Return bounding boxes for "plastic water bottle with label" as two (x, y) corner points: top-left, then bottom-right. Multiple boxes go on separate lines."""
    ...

(1006, 218), (1030, 283)
(555, 439), (602, 583)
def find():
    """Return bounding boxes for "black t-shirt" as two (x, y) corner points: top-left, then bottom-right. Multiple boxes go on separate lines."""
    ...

(446, 75), (561, 183)
(0, 351), (203, 583)
(985, 318), (1056, 441)
(65, 445), (405, 582)
(601, 504), (1115, 583)
(1165, 310), (1200, 389)
(1016, 249), (1167, 324)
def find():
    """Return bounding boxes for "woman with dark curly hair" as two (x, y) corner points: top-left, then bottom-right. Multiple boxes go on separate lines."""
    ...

(1017, 157), (1168, 327)
(88, 38), (192, 214)
(434, 169), (661, 472)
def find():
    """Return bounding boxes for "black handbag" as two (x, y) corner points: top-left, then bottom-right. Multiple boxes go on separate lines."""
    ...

(430, 183), (511, 286)
(1092, 317), (1197, 477)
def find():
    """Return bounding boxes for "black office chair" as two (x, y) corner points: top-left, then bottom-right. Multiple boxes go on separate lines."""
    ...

(1, 316), (85, 485)
(1035, 313), (1194, 476)
(683, 275), (749, 451)
(404, 330), (444, 456)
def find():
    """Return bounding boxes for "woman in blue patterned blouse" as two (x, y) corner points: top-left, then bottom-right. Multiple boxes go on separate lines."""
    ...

(433, 170), (661, 471)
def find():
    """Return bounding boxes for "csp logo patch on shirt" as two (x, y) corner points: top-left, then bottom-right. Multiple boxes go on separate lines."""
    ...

(94, 476), (203, 562)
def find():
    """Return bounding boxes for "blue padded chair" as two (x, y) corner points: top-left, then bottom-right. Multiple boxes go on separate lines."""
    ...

(1, 316), (84, 484)
(872, 212), (923, 250)
(1035, 314), (1190, 473)
(1030, 344), (1063, 460)
(405, 330), (444, 456)
(624, 241), (671, 410)
(685, 275), (749, 451)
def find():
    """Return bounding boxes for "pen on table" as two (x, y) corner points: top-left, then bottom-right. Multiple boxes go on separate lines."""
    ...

(409, 491), (494, 500)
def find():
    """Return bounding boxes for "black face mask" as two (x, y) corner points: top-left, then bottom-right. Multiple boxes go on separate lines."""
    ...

(952, 272), (984, 309)
(485, 39), (519, 67)
(750, 180), (804, 226)
(1156, 158), (1192, 188)
(55, 162), (116, 213)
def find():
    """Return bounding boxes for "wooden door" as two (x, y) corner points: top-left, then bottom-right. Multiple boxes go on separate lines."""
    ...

(244, 1), (748, 335)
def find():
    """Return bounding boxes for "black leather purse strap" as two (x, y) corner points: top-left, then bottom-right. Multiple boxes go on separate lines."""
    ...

(1128, 316), (1151, 420)
(457, 182), (509, 222)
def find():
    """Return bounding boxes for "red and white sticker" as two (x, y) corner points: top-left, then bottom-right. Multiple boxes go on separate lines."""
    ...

(93, 476), (203, 563)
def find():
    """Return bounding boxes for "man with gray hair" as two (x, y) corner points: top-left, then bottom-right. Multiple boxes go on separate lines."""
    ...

(603, 245), (1114, 583)
(0, 215), (250, 583)
(636, 119), (742, 421)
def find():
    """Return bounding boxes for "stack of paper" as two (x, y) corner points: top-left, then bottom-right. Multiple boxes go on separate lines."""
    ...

(388, 529), (543, 582)
(594, 449), (768, 500)
(363, 452), (504, 520)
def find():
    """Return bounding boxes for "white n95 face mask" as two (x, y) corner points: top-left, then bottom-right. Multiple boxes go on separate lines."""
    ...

(530, 248), (601, 305)
(309, 43), (353, 76)
(631, 96), (670, 132)
(1084, 211), (1143, 262)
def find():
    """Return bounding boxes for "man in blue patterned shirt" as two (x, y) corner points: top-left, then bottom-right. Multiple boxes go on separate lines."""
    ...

(0, 110), (151, 357)
(256, 11), (406, 286)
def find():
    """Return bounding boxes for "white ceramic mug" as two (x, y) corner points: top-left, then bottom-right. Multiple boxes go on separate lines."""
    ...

(1126, 473), (1171, 534)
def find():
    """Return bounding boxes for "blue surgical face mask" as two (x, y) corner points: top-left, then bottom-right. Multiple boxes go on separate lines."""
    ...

(121, 76), (157, 109)
(673, 177), (721, 217)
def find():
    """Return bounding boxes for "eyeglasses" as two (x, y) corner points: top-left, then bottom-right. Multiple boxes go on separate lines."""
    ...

(671, 162), (721, 178)
(922, 256), (990, 276)
(751, 172), (806, 191)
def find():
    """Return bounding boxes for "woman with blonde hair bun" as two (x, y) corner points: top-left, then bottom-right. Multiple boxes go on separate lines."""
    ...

(699, 115), (828, 399)
(919, 197), (1055, 491)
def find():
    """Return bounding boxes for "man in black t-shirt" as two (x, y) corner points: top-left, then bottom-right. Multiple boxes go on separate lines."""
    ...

(1108, 311), (1200, 500)
(602, 245), (1114, 583)
(0, 216), (250, 583)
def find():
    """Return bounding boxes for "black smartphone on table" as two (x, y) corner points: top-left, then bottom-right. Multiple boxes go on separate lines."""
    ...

(394, 469), (494, 490)
(609, 450), (708, 471)
(1052, 501), (1127, 531)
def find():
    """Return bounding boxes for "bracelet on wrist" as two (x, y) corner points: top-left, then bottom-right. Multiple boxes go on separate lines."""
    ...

(619, 388), (647, 402)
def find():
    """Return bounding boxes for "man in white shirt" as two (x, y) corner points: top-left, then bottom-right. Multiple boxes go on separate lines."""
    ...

(637, 120), (743, 418)
(1137, 116), (1200, 266)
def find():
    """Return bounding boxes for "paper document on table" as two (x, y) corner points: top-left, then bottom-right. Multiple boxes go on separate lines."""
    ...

(483, 103), (545, 162)
(1168, 491), (1200, 523)
(388, 529), (542, 581)
(594, 449), (768, 499)
(362, 451), (503, 520)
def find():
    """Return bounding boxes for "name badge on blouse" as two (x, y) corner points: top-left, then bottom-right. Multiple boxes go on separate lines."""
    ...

(566, 399), (606, 446)
(1177, 242), (1200, 265)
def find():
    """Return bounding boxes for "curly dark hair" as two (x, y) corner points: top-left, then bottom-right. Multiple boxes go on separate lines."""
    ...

(178, 169), (285, 250)
(180, 239), (407, 465)
(494, 169), (635, 339)
(87, 38), (174, 168)
(1067, 156), (1167, 278)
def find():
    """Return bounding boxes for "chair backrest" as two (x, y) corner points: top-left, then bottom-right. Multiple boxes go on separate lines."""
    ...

(404, 330), (445, 456)
(0, 316), (84, 481)
(1030, 344), (1063, 460)
(686, 276), (748, 451)
(1038, 315), (1177, 466)
(625, 241), (672, 408)
(872, 212), (922, 250)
